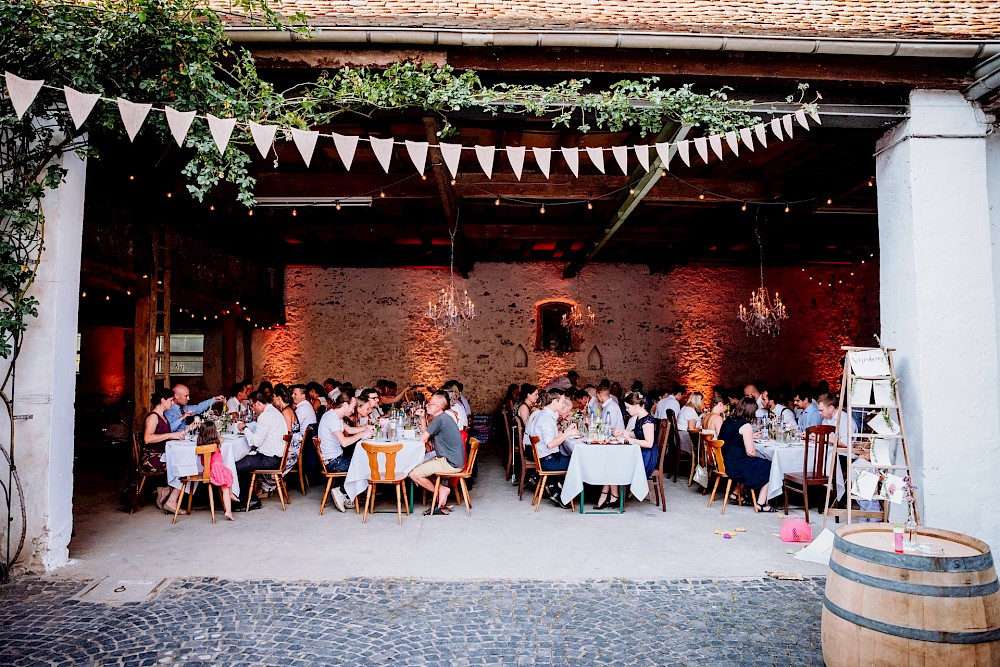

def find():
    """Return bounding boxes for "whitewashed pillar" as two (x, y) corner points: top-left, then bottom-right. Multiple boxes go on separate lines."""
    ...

(876, 90), (999, 547)
(3, 148), (86, 571)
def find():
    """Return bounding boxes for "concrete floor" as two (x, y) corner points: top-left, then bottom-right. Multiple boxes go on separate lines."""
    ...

(61, 445), (830, 582)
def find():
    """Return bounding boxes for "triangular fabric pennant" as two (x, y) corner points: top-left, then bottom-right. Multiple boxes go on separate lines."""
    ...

(654, 142), (673, 170)
(439, 142), (462, 179)
(781, 114), (794, 138)
(770, 118), (784, 141)
(164, 106), (197, 148)
(809, 109), (822, 125)
(585, 146), (605, 174)
(611, 146), (629, 174)
(795, 109), (810, 130)
(370, 136), (395, 173)
(506, 146), (526, 180)
(475, 145), (495, 179)
(117, 98), (152, 142)
(739, 127), (756, 152)
(248, 120), (277, 159)
(633, 145), (650, 172)
(676, 140), (691, 167)
(709, 135), (724, 160)
(404, 140), (428, 175)
(561, 147), (579, 177)
(290, 128), (319, 167)
(4, 72), (44, 120)
(532, 147), (552, 178)
(693, 137), (710, 164)
(754, 124), (769, 148)
(206, 114), (238, 155)
(332, 132), (359, 171)
(63, 86), (100, 130)
(724, 130), (740, 157)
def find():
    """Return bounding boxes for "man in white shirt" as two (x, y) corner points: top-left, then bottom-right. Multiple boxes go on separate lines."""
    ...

(234, 391), (290, 509)
(527, 388), (579, 508)
(291, 384), (317, 432)
(762, 390), (797, 429)
(654, 385), (683, 420)
(318, 393), (374, 512)
(744, 384), (768, 419)
(595, 385), (624, 431)
(226, 382), (249, 417)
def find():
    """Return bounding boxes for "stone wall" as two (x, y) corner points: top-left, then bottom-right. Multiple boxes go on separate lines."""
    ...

(253, 261), (878, 412)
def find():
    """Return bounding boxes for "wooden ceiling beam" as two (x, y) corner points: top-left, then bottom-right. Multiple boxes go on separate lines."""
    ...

(423, 115), (474, 276)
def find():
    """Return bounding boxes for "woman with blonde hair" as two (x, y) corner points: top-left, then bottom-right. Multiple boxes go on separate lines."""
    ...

(677, 391), (703, 454)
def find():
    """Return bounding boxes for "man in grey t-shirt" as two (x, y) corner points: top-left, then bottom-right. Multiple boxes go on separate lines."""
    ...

(408, 392), (464, 514)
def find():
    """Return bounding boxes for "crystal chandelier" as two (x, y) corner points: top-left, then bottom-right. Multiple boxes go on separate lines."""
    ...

(737, 225), (788, 336)
(426, 217), (475, 329)
(562, 304), (595, 328)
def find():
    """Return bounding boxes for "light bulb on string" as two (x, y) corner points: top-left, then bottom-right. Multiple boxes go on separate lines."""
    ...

(209, 205), (215, 211)
(826, 198), (832, 205)
(587, 201), (593, 210)
(336, 202), (342, 211)
(248, 210), (253, 217)
(495, 198), (500, 206)
(539, 205), (546, 215)
(450, 178), (456, 186)
(698, 193), (705, 200)
(379, 190), (386, 198)
(291, 209), (297, 217)
(166, 192), (172, 198)
(129, 175), (134, 181)
(421, 174), (427, 181)
(628, 186), (635, 195)
(784, 204), (790, 213)
(741, 202), (747, 212)
(661, 169), (666, 177)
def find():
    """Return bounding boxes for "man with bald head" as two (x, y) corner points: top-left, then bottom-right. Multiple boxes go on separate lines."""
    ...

(164, 383), (225, 432)
(409, 391), (465, 514)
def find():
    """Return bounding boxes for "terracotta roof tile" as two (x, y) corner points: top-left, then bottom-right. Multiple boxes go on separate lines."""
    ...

(216, 1), (1000, 40)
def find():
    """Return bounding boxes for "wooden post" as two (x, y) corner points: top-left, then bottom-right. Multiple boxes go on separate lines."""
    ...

(242, 320), (253, 385)
(133, 282), (156, 431)
(222, 314), (239, 390)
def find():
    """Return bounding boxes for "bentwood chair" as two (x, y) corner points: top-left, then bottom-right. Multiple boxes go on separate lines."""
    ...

(649, 420), (673, 512)
(360, 442), (409, 525)
(783, 424), (836, 522)
(314, 436), (358, 515)
(530, 436), (575, 512)
(128, 431), (166, 514)
(502, 409), (515, 482)
(516, 420), (538, 501)
(247, 434), (292, 511)
(173, 443), (219, 524)
(431, 438), (481, 516)
(705, 439), (758, 515)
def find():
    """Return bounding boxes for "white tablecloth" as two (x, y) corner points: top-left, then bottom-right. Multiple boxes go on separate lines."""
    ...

(756, 440), (844, 502)
(344, 438), (427, 500)
(560, 443), (649, 504)
(164, 434), (250, 499)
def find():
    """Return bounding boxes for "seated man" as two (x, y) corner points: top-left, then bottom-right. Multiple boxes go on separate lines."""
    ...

(762, 390), (797, 429)
(595, 384), (625, 432)
(653, 384), (683, 420)
(318, 393), (373, 512)
(409, 391), (466, 515)
(165, 383), (225, 432)
(234, 391), (289, 510)
(226, 382), (249, 418)
(795, 386), (823, 430)
(528, 388), (580, 508)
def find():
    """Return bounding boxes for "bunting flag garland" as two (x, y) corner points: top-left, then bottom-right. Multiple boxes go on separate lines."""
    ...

(475, 145), (495, 179)
(63, 86), (101, 130)
(693, 136), (710, 165)
(725, 130), (740, 157)
(4, 72), (43, 120)
(440, 142), (462, 179)
(165, 106), (197, 147)
(739, 127), (755, 152)
(506, 146), (526, 180)
(561, 146), (579, 177)
(654, 142), (672, 170)
(585, 146), (605, 174)
(795, 109), (810, 130)
(404, 139), (428, 175)
(754, 124), (769, 148)
(370, 136), (394, 173)
(290, 128), (319, 167)
(611, 145), (629, 175)
(532, 147), (552, 178)
(633, 144), (650, 172)
(332, 132), (359, 170)
(781, 113), (794, 139)
(676, 140), (691, 167)
(808, 109), (822, 125)
(770, 117), (784, 141)
(117, 98), (152, 142)
(206, 114), (238, 155)
(248, 120), (277, 158)
(709, 134), (724, 160)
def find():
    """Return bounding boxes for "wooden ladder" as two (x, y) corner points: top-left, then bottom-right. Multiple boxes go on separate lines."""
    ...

(822, 346), (919, 527)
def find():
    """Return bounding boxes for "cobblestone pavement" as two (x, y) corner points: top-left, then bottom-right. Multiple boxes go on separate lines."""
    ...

(1, 576), (825, 666)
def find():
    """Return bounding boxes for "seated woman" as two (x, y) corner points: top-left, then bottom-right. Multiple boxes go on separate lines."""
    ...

(515, 383), (538, 430)
(677, 391), (704, 454)
(719, 397), (774, 511)
(259, 384), (300, 495)
(143, 388), (190, 511)
(602, 391), (657, 509)
(701, 390), (728, 438)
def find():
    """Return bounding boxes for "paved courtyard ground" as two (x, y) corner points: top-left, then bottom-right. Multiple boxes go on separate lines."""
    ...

(0, 575), (825, 666)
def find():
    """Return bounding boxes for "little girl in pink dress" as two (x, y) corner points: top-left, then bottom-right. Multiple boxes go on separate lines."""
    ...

(198, 423), (235, 521)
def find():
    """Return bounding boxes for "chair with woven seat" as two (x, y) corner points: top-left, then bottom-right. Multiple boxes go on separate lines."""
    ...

(705, 439), (758, 515)
(530, 436), (575, 512)
(431, 438), (481, 516)
(649, 419), (674, 512)
(246, 433), (292, 511)
(172, 443), (219, 524)
(360, 442), (409, 525)
(127, 431), (166, 514)
(783, 424), (836, 522)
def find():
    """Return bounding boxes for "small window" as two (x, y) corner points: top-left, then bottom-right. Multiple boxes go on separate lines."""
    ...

(535, 302), (577, 353)
(155, 333), (204, 377)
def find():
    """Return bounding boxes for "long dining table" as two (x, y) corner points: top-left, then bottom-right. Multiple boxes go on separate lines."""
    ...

(559, 438), (649, 513)
(164, 433), (251, 500)
(756, 438), (845, 502)
(343, 438), (430, 508)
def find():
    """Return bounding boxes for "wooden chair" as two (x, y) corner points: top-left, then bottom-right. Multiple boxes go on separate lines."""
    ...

(516, 420), (538, 501)
(431, 438), (481, 516)
(705, 439), (758, 515)
(360, 442), (409, 525)
(128, 431), (165, 514)
(172, 443), (219, 524)
(502, 409), (514, 481)
(649, 419), (673, 512)
(783, 424), (836, 522)
(289, 424), (311, 496)
(686, 427), (704, 488)
(246, 434), (292, 511)
(530, 436), (575, 512)
(314, 436), (359, 515)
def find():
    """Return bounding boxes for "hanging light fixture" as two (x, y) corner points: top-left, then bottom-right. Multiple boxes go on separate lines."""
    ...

(426, 213), (475, 330)
(561, 304), (596, 329)
(737, 223), (788, 336)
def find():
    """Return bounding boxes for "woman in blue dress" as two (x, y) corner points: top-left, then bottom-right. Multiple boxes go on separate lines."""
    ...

(593, 391), (658, 509)
(719, 397), (774, 511)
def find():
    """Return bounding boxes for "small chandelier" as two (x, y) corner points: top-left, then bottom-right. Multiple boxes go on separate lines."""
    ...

(737, 224), (787, 336)
(562, 304), (595, 328)
(426, 216), (475, 329)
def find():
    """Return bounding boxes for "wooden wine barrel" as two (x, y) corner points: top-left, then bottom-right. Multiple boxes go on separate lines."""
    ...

(822, 523), (1000, 666)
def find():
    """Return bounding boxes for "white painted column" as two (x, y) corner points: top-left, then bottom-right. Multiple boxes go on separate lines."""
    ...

(876, 90), (999, 548)
(1, 148), (86, 572)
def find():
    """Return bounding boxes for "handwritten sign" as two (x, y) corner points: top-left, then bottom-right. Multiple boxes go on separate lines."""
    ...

(849, 349), (890, 377)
